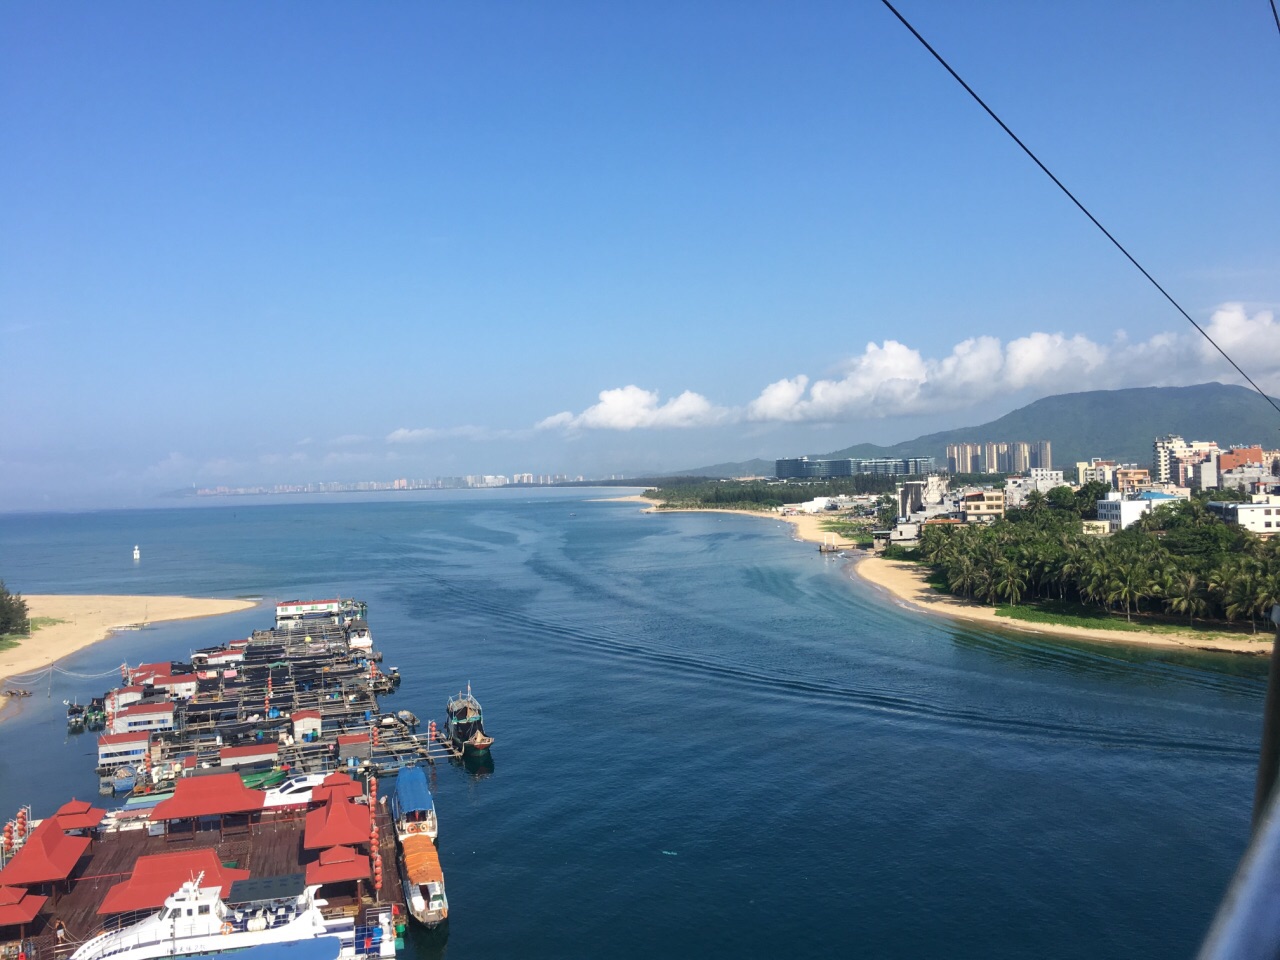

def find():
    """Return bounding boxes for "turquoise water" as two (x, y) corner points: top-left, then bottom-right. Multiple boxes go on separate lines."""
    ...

(0, 489), (1266, 958)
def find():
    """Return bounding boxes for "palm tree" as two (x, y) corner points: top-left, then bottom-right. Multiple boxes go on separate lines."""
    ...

(1165, 569), (1207, 626)
(994, 561), (1027, 606)
(1225, 571), (1259, 632)
(1106, 561), (1150, 622)
(947, 555), (979, 600)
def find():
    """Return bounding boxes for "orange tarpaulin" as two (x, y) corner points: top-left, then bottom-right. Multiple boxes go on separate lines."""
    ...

(401, 834), (443, 885)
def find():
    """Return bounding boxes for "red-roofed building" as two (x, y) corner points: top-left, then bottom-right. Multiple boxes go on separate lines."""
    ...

(98, 732), (151, 769)
(97, 849), (250, 915)
(336, 733), (370, 761)
(219, 743), (278, 768)
(291, 710), (323, 741)
(303, 796), (370, 850)
(150, 773), (265, 835)
(53, 799), (107, 832)
(111, 701), (175, 735)
(0, 885), (48, 936)
(305, 844), (371, 887)
(311, 772), (363, 805)
(0, 818), (91, 887)
(106, 686), (147, 713)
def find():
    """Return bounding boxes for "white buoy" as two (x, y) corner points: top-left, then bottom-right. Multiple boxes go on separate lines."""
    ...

(133, 545), (141, 561)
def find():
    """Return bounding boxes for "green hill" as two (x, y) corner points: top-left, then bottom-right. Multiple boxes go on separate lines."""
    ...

(680, 382), (1280, 477)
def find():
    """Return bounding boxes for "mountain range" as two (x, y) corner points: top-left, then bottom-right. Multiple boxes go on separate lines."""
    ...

(681, 382), (1280, 477)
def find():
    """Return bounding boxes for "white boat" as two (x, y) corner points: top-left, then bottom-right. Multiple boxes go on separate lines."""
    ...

(70, 872), (395, 959)
(263, 772), (330, 808)
(390, 766), (446, 926)
(133, 545), (141, 561)
(390, 764), (438, 841)
(347, 619), (374, 651)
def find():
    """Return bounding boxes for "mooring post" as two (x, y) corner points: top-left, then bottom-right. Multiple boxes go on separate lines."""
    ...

(1252, 604), (1280, 833)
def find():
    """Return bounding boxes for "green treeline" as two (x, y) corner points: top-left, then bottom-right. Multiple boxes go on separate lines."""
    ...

(916, 491), (1280, 631)
(645, 476), (907, 510)
(0, 581), (29, 636)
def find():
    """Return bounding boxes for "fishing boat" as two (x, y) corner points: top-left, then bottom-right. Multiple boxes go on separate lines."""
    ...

(444, 685), (493, 758)
(395, 834), (447, 928)
(390, 764), (438, 841)
(66, 700), (87, 732)
(69, 872), (394, 959)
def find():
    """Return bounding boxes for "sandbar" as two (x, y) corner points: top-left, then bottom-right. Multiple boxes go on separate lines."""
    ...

(609, 496), (1272, 655)
(0, 595), (258, 719)
(852, 555), (1271, 656)
(602, 495), (858, 548)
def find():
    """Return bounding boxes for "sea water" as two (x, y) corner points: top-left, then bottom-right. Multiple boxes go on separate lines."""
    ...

(0, 489), (1265, 959)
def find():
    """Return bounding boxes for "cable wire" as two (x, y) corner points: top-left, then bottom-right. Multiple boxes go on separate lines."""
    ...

(1271, 0), (1280, 42)
(879, 0), (1280, 421)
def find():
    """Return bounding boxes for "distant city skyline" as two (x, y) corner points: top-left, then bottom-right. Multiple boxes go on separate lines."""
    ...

(4, 3), (1279, 510)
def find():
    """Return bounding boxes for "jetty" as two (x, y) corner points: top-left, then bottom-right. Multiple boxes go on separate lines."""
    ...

(82, 598), (479, 797)
(0, 596), (486, 958)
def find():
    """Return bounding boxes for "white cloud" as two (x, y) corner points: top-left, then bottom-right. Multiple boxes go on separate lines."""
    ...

(533, 304), (1280, 431)
(743, 304), (1280, 423)
(537, 385), (730, 431)
(328, 434), (370, 446)
(385, 425), (496, 444)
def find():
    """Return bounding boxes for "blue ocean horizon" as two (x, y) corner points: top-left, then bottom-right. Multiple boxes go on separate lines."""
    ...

(0, 489), (1264, 959)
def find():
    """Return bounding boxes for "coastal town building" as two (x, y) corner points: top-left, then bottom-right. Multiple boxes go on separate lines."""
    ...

(774, 456), (934, 479)
(1076, 459), (1117, 487)
(1003, 468), (1067, 507)
(945, 440), (1051, 474)
(1152, 435), (1220, 483)
(1206, 497), (1280, 536)
(1114, 467), (1151, 495)
(1095, 490), (1186, 532)
(959, 489), (1005, 522)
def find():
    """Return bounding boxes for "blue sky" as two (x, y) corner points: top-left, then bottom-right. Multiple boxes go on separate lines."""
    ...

(3, 2), (1279, 508)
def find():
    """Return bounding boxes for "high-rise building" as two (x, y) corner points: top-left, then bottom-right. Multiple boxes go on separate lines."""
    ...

(1032, 440), (1052, 470)
(1153, 435), (1220, 483)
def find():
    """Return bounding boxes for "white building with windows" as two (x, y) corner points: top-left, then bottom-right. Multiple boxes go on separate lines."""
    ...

(1207, 498), (1280, 536)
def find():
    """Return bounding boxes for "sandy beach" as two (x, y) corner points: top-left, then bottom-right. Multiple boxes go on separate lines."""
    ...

(601, 495), (858, 547)
(852, 555), (1272, 656)
(604, 495), (1273, 655)
(0, 595), (257, 718)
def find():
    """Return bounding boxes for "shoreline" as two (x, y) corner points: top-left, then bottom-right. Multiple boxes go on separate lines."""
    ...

(0, 595), (259, 720)
(600, 495), (859, 547)
(851, 555), (1271, 656)
(605, 496), (1271, 656)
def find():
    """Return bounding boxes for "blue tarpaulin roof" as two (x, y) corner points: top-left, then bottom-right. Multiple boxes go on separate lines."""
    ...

(392, 765), (434, 818)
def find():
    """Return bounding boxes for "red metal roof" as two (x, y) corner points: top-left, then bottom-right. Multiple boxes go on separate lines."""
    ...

(53, 798), (107, 831)
(219, 744), (278, 762)
(291, 709), (322, 721)
(134, 661), (172, 676)
(335, 734), (366, 746)
(150, 773), (265, 821)
(0, 886), (47, 928)
(154, 673), (199, 686)
(98, 732), (150, 746)
(118, 702), (174, 716)
(303, 796), (370, 850)
(304, 845), (371, 886)
(312, 772), (363, 805)
(98, 849), (250, 915)
(0, 818), (91, 886)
